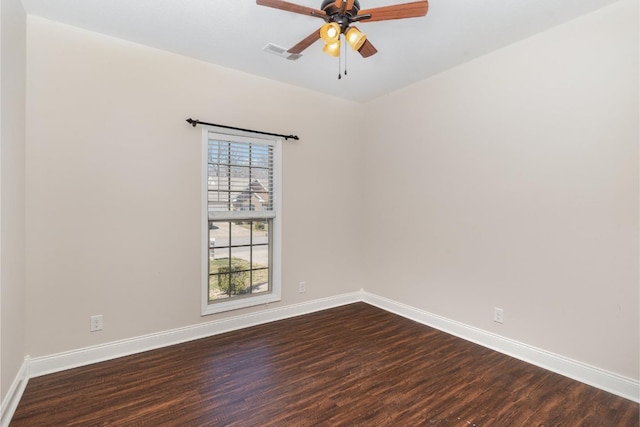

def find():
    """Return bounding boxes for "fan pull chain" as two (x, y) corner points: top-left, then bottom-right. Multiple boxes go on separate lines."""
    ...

(344, 38), (348, 77)
(338, 36), (342, 80)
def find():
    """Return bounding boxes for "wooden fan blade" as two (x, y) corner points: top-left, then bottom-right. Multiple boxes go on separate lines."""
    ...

(334, 0), (355, 14)
(256, 0), (324, 18)
(288, 29), (321, 54)
(350, 26), (377, 58)
(358, 39), (378, 58)
(345, 0), (356, 12)
(358, 1), (428, 22)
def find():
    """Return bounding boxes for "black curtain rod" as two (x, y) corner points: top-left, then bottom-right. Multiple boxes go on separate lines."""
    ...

(186, 118), (299, 141)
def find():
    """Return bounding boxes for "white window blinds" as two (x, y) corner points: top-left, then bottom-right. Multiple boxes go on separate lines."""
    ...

(207, 133), (275, 221)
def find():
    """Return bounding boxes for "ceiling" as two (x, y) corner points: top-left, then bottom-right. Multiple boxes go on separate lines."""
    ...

(20, 0), (620, 103)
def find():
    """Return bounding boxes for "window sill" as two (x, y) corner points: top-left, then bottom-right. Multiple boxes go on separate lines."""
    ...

(201, 292), (281, 315)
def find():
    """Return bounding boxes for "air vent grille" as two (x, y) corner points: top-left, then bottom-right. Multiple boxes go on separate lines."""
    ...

(263, 43), (302, 61)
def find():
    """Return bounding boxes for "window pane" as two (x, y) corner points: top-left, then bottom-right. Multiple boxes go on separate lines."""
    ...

(252, 243), (268, 270)
(209, 275), (228, 301)
(209, 222), (229, 249)
(230, 246), (251, 270)
(231, 271), (251, 295)
(230, 222), (251, 247)
(252, 268), (269, 294)
(253, 220), (269, 238)
(209, 253), (230, 275)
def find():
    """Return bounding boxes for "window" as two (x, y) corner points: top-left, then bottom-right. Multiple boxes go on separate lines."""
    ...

(202, 129), (281, 315)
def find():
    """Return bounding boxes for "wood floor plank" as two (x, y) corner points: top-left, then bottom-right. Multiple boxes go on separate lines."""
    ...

(10, 303), (639, 426)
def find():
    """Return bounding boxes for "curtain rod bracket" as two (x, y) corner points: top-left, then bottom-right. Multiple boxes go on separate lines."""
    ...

(186, 118), (299, 141)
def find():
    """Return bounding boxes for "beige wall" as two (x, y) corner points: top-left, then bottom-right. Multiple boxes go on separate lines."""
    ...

(25, 17), (364, 357)
(363, 0), (638, 379)
(1, 0), (27, 402)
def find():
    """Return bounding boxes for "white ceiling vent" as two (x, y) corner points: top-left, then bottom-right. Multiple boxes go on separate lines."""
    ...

(263, 43), (302, 61)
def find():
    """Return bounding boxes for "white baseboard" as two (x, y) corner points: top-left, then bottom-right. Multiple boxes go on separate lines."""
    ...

(29, 291), (363, 378)
(1, 357), (29, 427)
(361, 291), (640, 403)
(18, 288), (639, 419)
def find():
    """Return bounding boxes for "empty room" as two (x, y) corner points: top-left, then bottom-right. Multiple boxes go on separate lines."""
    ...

(1, 0), (638, 425)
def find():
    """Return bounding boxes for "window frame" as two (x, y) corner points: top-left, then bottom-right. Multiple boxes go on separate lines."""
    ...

(201, 128), (282, 315)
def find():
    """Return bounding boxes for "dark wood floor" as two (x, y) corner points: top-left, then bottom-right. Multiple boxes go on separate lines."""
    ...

(11, 303), (639, 426)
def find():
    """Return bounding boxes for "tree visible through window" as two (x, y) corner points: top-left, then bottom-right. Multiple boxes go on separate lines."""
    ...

(202, 131), (281, 314)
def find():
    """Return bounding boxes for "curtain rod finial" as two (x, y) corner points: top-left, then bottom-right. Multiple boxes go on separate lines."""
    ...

(186, 118), (198, 127)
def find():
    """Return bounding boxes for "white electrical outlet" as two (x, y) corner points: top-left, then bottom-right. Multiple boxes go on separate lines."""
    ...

(494, 307), (504, 324)
(299, 281), (306, 293)
(90, 314), (103, 332)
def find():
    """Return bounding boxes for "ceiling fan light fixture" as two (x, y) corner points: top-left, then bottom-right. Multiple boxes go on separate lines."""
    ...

(320, 22), (341, 44)
(257, 0), (430, 62)
(322, 39), (340, 57)
(345, 27), (367, 51)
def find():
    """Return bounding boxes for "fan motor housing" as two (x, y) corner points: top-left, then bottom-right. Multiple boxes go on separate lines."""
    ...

(321, 0), (361, 16)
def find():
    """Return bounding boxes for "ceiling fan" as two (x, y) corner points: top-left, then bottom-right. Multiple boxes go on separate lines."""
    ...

(256, 0), (429, 59)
